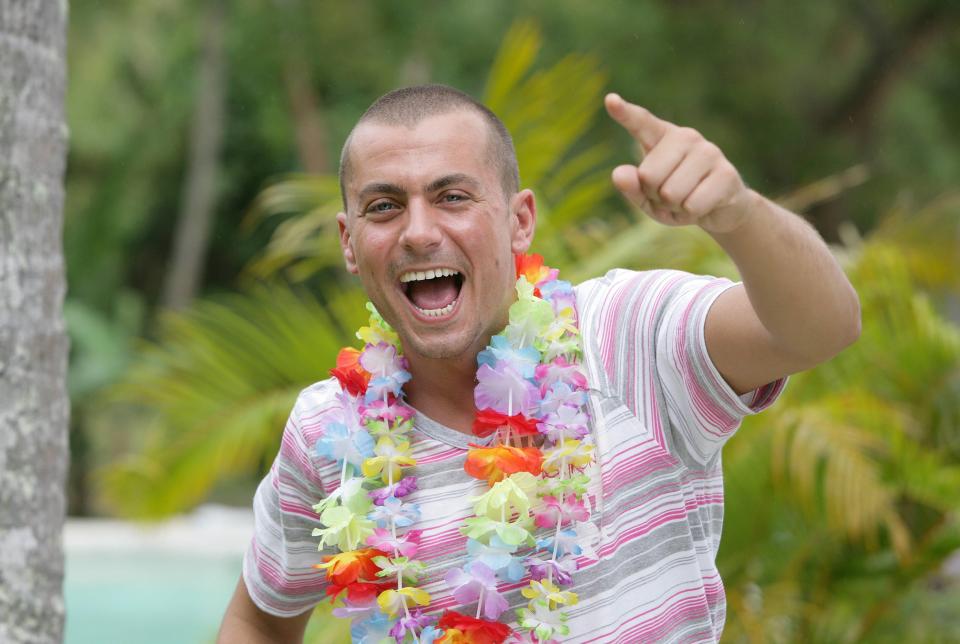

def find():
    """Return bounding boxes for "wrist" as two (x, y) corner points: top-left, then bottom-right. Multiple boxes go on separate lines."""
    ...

(704, 188), (767, 239)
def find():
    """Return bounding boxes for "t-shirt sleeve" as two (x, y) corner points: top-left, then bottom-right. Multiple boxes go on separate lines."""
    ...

(653, 273), (786, 464)
(242, 383), (336, 617)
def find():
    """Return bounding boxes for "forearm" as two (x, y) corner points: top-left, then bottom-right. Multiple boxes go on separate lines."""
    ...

(218, 577), (311, 644)
(708, 189), (861, 363)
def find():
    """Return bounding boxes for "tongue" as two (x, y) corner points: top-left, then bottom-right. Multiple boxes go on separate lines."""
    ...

(407, 276), (459, 311)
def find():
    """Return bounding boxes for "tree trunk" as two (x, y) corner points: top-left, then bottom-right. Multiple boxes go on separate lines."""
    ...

(161, 0), (226, 311)
(0, 0), (70, 642)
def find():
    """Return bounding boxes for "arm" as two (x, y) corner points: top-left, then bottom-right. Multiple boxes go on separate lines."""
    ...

(218, 576), (312, 644)
(605, 93), (860, 394)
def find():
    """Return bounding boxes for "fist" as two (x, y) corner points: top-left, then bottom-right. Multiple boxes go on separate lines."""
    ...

(605, 93), (753, 234)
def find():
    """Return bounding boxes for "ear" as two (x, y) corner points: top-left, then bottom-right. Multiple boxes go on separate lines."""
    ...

(337, 211), (359, 275)
(509, 189), (537, 254)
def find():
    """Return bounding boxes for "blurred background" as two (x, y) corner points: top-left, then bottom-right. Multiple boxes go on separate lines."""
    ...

(61, 0), (960, 642)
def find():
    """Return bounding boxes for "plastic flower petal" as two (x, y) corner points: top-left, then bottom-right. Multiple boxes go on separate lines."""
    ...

(437, 610), (513, 644)
(362, 437), (416, 483)
(350, 609), (394, 644)
(330, 347), (372, 396)
(467, 537), (526, 583)
(515, 253), (559, 287)
(312, 505), (376, 552)
(372, 555), (426, 583)
(532, 493), (589, 529)
(389, 608), (436, 643)
(517, 600), (570, 642)
(475, 364), (540, 418)
(360, 341), (406, 378)
(534, 358), (587, 395)
(445, 562), (509, 620)
(464, 444), (543, 486)
(538, 382), (587, 415)
(377, 586), (431, 617)
(520, 579), (579, 610)
(418, 625), (445, 644)
(505, 291), (555, 351)
(366, 528), (422, 558)
(535, 528), (582, 559)
(472, 473), (537, 522)
(461, 516), (532, 548)
(541, 439), (593, 475)
(368, 477), (418, 506)
(472, 409), (540, 439)
(314, 547), (388, 586)
(537, 404), (589, 442)
(526, 554), (578, 587)
(477, 335), (542, 379)
(316, 422), (375, 469)
(368, 495), (420, 528)
(327, 580), (394, 604)
(356, 302), (400, 347)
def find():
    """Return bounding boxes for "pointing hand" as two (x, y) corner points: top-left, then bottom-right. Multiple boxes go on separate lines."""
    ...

(605, 93), (754, 234)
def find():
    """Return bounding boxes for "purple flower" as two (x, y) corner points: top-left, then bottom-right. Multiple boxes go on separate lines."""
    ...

(444, 561), (509, 620)
(539, 382), (587, 415)
(366, 528), (421, 558)
(359, 342), (406, 378)
(526, 554), (578, 587)
(540, 279), (577, 317)
(388, 609), (436, 643)
(537, 404), (589, 442)
(474, 363), (540, 418)
(369, 477), (418, 506)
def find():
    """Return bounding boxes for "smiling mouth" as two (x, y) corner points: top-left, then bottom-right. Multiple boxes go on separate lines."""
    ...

(399, 268), (464, 318)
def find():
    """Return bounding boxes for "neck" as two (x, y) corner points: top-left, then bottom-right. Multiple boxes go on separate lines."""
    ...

(402, 350), (481, 435)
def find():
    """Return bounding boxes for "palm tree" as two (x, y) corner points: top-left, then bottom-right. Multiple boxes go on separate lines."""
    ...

(0, 1), (70, 640)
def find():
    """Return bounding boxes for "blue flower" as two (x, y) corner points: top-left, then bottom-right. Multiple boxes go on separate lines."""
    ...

(350, 610), (393, 643)
(477, 334), (541, 379)
(316, 422), (375, 469)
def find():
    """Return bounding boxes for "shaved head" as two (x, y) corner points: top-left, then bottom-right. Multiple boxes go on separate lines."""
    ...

(339, 85), (519, 210)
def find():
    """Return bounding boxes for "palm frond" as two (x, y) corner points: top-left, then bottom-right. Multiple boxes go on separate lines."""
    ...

(97, 285), (368, 517)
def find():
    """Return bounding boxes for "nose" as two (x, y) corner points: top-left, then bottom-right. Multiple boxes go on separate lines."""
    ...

(399, 198), (442, 252)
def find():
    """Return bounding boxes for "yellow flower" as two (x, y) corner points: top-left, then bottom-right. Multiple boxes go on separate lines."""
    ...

(542, 439), (593, 475)
(521, 579), (579, 610)
(472, 472), (538, 521)
(377, 587), (431, 617)
(362, 437), (416, 483)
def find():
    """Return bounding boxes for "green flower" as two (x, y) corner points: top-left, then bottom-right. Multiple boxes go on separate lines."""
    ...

(312, 505), (375, 551)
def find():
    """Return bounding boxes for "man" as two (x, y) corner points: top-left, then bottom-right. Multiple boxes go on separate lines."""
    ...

(219, 85), (860, 642)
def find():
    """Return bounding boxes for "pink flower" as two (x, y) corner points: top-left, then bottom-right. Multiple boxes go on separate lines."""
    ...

(532, 493), (589, 529)
(475, 364), (540, 418)
(366, 528), (422, 558)
(534, 358), (587, 396)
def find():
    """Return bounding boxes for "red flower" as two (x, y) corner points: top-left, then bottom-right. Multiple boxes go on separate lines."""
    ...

(472, 409), (540, 438)
(464, 444), (543, 486)
(330, 346), (371, 396)
(326, 580), (393, 604)
(514, 253), (556, 291)
(437, 610), (513, 644)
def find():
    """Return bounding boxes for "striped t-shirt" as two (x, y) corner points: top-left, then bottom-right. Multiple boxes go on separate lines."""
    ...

(243, 269), (786, 643)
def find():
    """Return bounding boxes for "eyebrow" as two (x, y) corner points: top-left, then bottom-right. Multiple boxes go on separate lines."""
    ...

(355, 174), (481, 208)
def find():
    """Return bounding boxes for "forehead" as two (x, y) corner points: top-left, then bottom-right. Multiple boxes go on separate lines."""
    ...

(345, 111), (496, 195)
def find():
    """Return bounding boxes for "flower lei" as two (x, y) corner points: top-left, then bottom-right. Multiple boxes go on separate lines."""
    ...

(314, 253), (595, 644)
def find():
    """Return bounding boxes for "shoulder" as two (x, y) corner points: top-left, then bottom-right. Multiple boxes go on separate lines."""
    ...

(280, 378), (346, 466)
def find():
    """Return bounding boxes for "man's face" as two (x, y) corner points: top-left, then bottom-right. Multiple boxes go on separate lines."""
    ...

(337, 110), (536, 364)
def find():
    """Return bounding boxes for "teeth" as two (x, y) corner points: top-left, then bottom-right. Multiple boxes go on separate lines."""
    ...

(399, 268), (459, 283)
(415, 299), (457, 317)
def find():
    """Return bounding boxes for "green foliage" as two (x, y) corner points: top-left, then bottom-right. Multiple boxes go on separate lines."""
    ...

(98, 286), (367, 517)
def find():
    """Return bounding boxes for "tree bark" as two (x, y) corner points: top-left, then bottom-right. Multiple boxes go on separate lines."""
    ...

(161, 0), (226, 310)
(0, 0), (70, 642)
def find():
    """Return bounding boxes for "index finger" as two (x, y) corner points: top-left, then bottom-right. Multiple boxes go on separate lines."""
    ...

(605, 93), (670, 152)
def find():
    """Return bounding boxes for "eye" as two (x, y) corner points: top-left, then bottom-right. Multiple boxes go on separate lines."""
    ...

(365, 200), (399, 216)
(440, 192), (468, 204)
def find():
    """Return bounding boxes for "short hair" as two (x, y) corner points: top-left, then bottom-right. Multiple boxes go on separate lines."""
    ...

(338, 85), (520, 210)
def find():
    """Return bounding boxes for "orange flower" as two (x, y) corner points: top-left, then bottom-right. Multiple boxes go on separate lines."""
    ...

(514, 253), (557, 289)
(437, 610), (513, 644)
(330, 347), (371, 396)
(464, 444), (543, 486)
(472, 409), (540, 438)
(313, 547), (388, 586)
